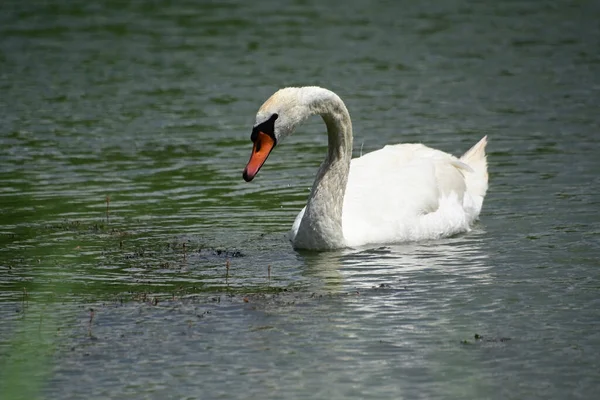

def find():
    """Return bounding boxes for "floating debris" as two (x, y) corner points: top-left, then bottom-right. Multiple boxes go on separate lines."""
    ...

(461, 333), (512, 345)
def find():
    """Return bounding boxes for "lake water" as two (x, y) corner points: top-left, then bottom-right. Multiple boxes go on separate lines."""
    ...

(1, 0), (599, 399)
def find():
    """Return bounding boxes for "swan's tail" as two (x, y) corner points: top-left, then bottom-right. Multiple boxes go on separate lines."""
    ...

(460, 136), (488, 200)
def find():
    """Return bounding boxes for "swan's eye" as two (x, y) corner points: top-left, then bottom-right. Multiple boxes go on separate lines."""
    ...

(250, 113), (278, 144)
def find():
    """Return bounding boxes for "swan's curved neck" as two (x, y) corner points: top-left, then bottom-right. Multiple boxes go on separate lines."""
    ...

(294, 88), (353, 249)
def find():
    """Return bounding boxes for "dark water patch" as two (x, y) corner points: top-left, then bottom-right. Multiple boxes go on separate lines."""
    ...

(492, 107), (530, 115)
(417, 20), (452, 36)
(511, 38), (545, 48)
(210, 95), (238, 105)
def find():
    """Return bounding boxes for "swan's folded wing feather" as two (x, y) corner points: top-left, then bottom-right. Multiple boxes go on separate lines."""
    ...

(341, 145), (443, 245)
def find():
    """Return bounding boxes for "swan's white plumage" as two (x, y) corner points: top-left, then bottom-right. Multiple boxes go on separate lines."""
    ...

(245, 86), (488, 250)
(289, 137), (488, 248)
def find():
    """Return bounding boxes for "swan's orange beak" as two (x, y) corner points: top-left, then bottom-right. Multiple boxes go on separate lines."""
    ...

(243, 131), (276, 182)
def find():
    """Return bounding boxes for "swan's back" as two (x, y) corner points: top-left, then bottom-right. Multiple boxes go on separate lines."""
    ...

(340, 138), (488, 247)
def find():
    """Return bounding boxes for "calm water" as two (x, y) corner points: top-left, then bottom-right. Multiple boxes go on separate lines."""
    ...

(1, 0), (600, 398)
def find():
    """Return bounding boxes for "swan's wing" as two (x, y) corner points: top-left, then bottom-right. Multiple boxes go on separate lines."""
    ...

(289, 205), (305, 242)
(384, 143), (470, 199)
(341, 143), (468, 245)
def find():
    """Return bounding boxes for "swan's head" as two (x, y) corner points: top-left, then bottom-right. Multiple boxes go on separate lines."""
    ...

(243, 88), (306, 182)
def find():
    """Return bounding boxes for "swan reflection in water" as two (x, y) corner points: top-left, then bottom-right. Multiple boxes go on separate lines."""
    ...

(298, 230), (492, 294)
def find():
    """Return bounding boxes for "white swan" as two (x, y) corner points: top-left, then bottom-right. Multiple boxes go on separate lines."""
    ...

(242, 86), (488, 250)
